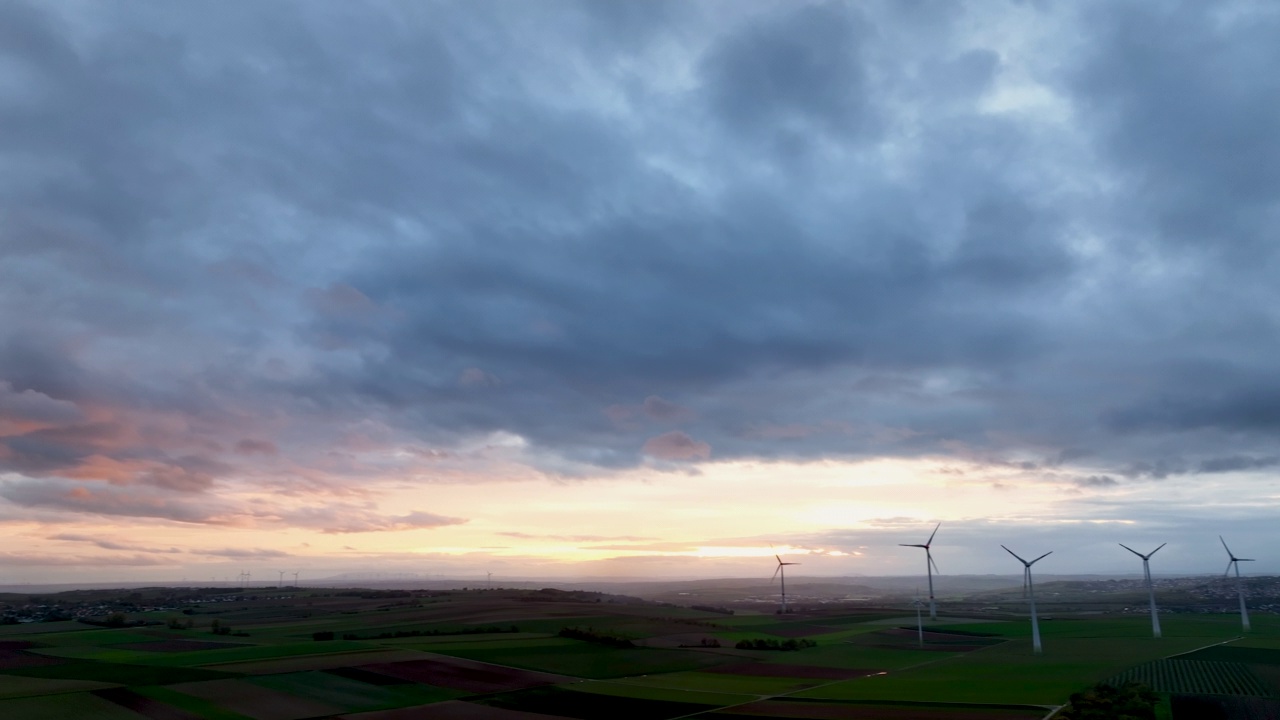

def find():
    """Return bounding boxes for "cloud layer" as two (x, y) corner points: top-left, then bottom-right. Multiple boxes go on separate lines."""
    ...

(1, 1), (1278, 578)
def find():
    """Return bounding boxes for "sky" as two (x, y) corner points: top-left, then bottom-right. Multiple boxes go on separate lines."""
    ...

(2, 0), (1279, 585)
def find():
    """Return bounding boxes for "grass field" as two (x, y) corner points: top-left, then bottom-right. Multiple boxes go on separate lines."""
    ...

(432, 638), (741, 678)
(476, 684), (721, 719)
(249, 670), (466, 711)
(2, 587), (1278, 719)
(792, 635), (1218, 705)
(617, 670), (827, 696)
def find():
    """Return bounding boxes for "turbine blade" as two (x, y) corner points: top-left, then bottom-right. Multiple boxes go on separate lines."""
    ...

(775, 554), (782, 564)
(783, 562), (801, 566)
(1239, 558), (1255, 562)
(772, 565), (781, 582)
(1150, 543), (1166, 556)
(900, 544), (927, 548)
(1118, 543), (1143, 558)
(1001, 545), (1027, 564)
(927, 522), (941, 546)
(1022, 567), (1029, 597)
(928, 551), (939, 575)
(1224, 560), (1234, 578)
(1221, 535), (1234, 558)
(1030, 551), (1053, 565)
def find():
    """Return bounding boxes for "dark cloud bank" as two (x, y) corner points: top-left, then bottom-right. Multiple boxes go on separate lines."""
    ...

(1, 1), (1279, 524)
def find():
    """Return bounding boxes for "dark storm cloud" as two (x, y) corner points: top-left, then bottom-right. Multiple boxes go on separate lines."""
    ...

(1, 0), (1278, 525)
(1070, 1), (1280, 255)
(701, 1), (876, 141)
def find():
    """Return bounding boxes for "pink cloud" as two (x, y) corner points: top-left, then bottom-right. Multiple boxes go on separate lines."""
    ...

(1, 479), (464, 534)
(642, 431), (711, 461)
(49, 533), (183, 554)
(0, 552), (175, 567)
(307, 509), (468, 534)
(192, 547), (291, 559)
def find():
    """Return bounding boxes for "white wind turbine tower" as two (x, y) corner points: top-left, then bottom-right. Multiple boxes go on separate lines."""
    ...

(771, 551), (800, 614)
(278, 570), (285, 588)
(292, 571), (300, 587)
(1002, 545), (1052, 654)
(1119, 542), (1166, 638)
(1221, 536), (1254, 632)
(899, 523), (941, 620)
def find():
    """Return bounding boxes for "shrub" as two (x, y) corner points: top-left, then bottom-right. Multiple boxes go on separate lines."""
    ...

(1058, 681), (1159, 720)
(734, 638), (816, 651)
(558, 626), (635, 648)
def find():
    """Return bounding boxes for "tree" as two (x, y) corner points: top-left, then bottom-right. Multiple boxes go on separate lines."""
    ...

(1058, 681), (1159, 720)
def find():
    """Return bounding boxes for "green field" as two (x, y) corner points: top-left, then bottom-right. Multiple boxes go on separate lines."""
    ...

(2, 587), (1278, 719)
(616, 670), (823, 696)
(793, 634), (1223, 705)
(249, 670), (466, 710)
(432, 637), (741, 678)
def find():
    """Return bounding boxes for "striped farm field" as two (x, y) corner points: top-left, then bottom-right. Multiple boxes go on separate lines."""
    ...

(1109, 659), (1272, 697)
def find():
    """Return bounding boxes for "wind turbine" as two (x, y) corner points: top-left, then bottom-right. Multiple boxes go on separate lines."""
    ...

(1119, 542), (1166, 638)
(293, 570), (300, 587)
(1221, 536), (1254, 632)
(487, 571), (492, 589)
(278, 570), (285, 587)
(900, 523), (941, 620)
(1002, 545), (1052, 654)
(771, 551), (800, 614)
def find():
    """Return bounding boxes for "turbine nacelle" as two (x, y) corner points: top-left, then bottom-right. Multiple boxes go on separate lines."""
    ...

(1221, 536), (1255, 576)
(771, 560), (800, 581)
